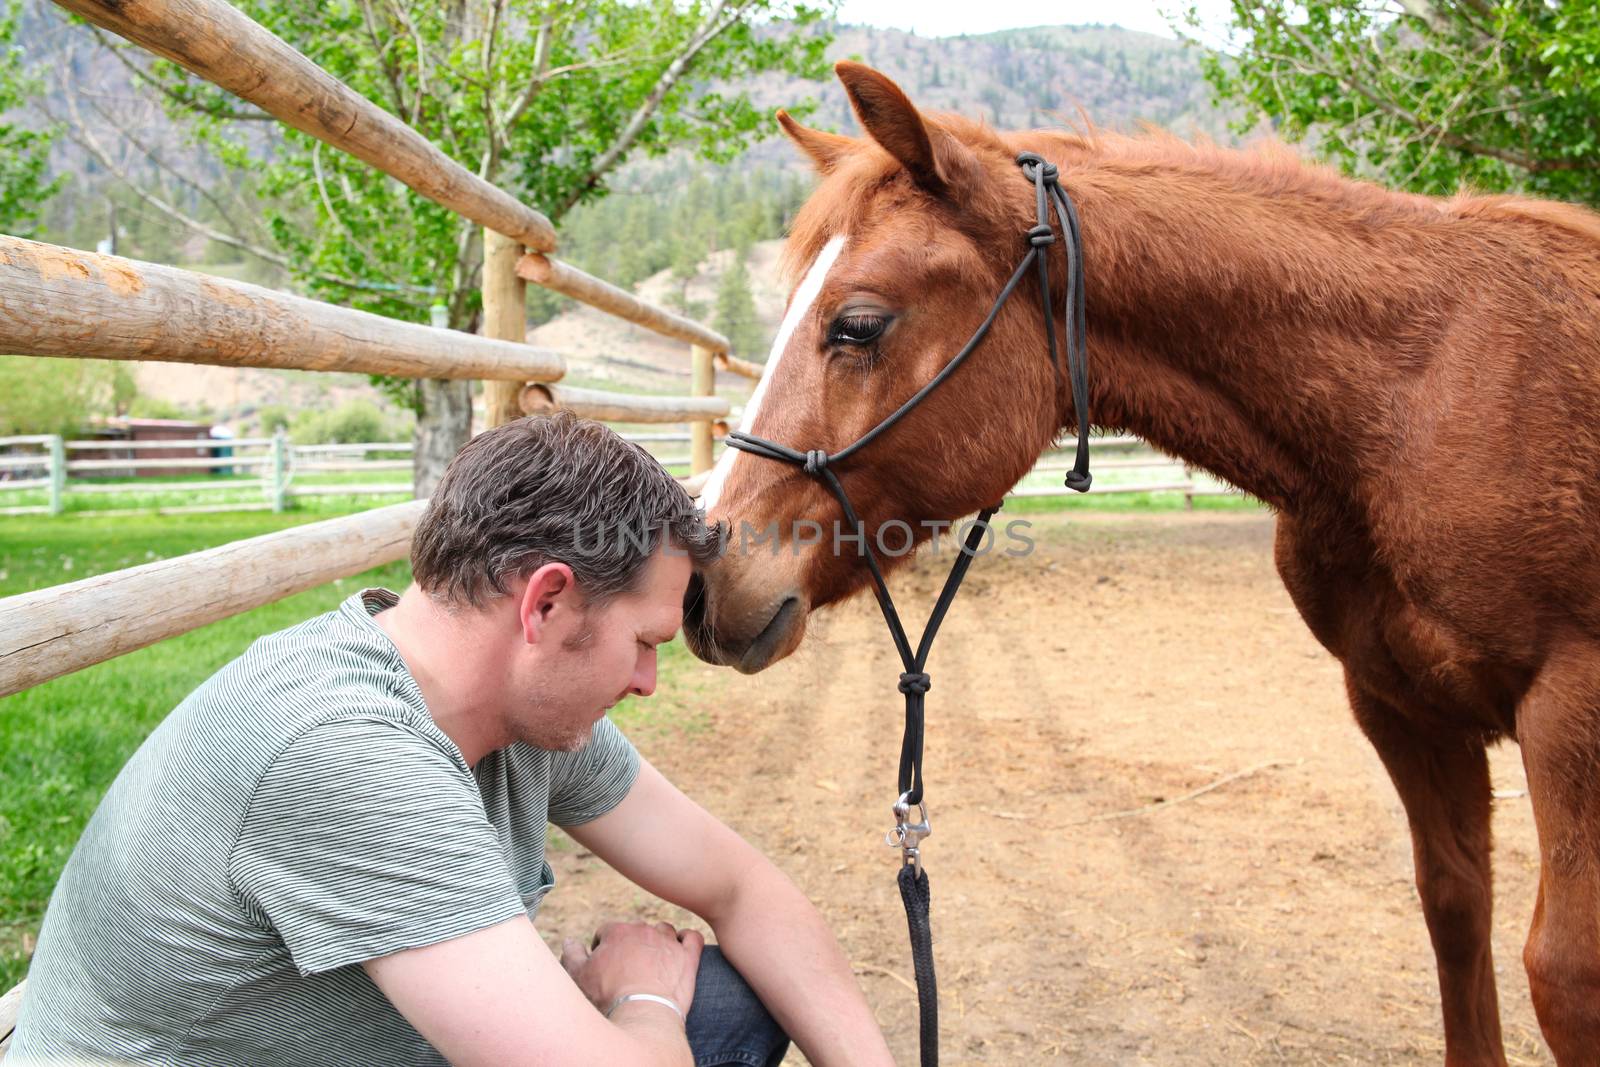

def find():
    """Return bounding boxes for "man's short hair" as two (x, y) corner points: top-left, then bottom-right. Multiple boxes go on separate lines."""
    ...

(411, 413), (721, 608)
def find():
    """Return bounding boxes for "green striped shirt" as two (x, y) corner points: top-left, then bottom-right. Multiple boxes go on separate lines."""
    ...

(10, 589), (640, 1066)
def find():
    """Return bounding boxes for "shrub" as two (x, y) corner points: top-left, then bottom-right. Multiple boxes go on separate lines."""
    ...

(289, 398), (411, 445)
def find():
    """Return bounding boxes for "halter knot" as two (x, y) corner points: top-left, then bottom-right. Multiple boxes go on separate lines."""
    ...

(803, 449), (830, 475)
(1014, 152), (1059, 184)
(1027, 224), (1055, 248)
(898, 671), (932, 696)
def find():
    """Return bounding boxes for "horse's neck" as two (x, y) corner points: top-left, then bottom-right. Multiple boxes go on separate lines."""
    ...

(1034, 136), (1460, 512)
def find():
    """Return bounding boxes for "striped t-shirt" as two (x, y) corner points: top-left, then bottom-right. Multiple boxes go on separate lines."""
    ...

(9, 588), (640, 1066)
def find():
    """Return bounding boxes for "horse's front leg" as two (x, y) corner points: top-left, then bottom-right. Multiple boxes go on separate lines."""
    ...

(1348, 677), (1506, 1067)
(1516, 641), (1600, 1065)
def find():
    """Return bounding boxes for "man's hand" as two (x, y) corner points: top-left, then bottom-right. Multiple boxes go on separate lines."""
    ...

(363, 916), (693, 1067)
(560, 920), (703, 1017)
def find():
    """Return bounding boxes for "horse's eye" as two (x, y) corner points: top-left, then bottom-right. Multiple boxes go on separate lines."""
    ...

(827, 314), (888, 347)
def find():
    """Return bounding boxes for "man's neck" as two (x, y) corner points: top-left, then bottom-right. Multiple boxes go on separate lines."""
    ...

(371, 585), (512, 767)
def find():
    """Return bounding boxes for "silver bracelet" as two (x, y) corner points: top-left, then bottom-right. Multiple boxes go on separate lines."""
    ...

(605, 993), (685, 1025)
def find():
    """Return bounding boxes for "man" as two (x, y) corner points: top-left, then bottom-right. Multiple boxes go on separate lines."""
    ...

(10, 413), (895, 1067)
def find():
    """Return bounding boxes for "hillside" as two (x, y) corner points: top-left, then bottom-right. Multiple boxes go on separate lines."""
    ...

(762, 23), (1228, 145)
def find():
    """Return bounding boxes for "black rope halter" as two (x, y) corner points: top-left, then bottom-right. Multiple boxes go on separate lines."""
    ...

(724, 153), (1092, 1067)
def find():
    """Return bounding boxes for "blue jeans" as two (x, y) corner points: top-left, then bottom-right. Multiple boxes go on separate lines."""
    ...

(685, 946), (791, 1067)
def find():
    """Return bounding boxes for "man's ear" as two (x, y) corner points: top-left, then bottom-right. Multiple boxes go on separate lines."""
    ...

(517, 562), (576, 645)
(777, 109), (855, 174)
(835, 60), (947, 195)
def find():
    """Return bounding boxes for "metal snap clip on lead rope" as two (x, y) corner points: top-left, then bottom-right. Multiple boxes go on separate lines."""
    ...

(887, 793), (932, 873)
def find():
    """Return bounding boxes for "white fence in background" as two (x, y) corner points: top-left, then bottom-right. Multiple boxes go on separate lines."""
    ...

(0, 430), (1242, 519)
(0, 431), (730, 517)
(1009, 434), (1242, 505)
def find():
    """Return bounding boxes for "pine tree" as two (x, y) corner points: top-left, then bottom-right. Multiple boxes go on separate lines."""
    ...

(713, 254), (764, 361)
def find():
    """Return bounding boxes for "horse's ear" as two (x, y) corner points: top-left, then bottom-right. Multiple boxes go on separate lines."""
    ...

(777, 110), (854, 174)
(835, 60), (947, 195)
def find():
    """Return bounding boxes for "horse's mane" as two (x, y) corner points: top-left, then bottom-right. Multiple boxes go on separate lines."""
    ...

(780, 113), (1600, 285)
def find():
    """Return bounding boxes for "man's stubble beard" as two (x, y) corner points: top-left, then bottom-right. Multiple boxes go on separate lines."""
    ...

(512, 688), (596, 753)
(514, 615), (603, 752)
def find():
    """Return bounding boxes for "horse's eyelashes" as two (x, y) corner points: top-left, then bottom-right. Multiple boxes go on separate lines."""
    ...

(826, 314), (890, 347)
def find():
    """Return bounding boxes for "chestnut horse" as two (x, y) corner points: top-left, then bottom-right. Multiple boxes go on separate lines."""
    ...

(683, 62), (1600, 1064)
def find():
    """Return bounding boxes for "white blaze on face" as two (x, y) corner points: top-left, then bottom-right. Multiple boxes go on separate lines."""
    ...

(697, 235), (848, 513)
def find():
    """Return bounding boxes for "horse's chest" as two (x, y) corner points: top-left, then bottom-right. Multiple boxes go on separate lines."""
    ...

(1272, 517), (1517, 734)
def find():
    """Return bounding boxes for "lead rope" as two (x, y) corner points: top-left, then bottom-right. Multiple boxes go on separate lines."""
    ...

(725, 153), (1091, 1067)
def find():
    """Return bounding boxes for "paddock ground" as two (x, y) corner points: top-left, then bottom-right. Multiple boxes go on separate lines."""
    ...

(538, 510), (1550, 1066)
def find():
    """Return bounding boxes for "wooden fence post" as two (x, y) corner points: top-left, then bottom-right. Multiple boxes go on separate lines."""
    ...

(47, 435), (65, 516)
(482, 229), (527, 429)
(689, 344), (714, 475)
(270, 431), (289, 513)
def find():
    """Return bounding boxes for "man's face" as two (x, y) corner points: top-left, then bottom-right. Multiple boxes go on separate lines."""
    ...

(510, 547), (692, 752)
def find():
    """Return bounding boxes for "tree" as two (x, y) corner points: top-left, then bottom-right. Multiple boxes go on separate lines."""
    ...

(42, 0), (831, 488)
(0, 357), (137, 437)
(1197, 1), (1600, 207)
(712, 252), (763, 359)
(0, 1), (59, 236)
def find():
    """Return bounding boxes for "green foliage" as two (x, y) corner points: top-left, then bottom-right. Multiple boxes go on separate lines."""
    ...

(1198, 0), (1600, 206)
(0, 0), (60, 237)
(256, 404), (292, 434)
(126, 0), (832, 408)
(288, 398), (412, 445)
(713, 252), (764, 359)
(0, 357), (137, 436)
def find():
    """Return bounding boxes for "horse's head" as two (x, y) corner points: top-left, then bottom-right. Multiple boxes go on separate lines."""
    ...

(685, 62), (1069, 673)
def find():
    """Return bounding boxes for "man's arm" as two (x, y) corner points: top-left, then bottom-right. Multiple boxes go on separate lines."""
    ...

(362, 914), (700, 1067)
(566, 758), (896, 1067)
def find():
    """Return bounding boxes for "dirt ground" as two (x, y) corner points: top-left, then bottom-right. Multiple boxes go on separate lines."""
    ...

(537, 511), (1550, 1066)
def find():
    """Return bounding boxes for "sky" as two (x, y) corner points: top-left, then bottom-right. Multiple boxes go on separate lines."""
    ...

(831, 0), (1238, 42)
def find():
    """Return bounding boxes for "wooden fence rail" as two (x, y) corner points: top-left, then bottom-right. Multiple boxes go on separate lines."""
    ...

(0, 236), (565, 382)
(714, 351), (764, 380)
(0, 500), (425, 697)
(516, 253), (730, 353)
(520, 383), (730, 424)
